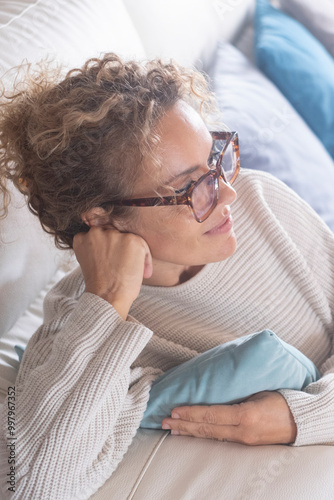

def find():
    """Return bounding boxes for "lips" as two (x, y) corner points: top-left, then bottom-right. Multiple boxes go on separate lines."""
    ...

(204, 210), (233, 235)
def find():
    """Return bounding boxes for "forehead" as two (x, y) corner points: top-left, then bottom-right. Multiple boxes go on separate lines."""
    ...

(158, 101), (212, 175)
(135, 101), (212, 194)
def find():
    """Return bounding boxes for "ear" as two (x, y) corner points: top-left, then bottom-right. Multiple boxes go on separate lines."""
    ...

(81, 207), (112, 228)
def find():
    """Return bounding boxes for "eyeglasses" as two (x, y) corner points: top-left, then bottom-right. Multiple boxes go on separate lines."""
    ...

(106, 131), (240, 223)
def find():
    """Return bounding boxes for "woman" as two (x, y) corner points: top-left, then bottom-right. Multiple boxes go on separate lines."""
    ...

(1, 53), (334, 499)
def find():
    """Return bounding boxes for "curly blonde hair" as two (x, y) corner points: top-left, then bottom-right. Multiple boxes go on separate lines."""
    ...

(0, 53), (216, 248)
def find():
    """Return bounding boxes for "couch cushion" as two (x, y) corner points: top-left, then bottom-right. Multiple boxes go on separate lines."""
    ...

(88, 428), (334, 499)
(129, 437), (334, 499)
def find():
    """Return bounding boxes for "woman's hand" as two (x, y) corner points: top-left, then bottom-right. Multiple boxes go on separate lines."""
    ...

(73, 226), (153, 320)
(162, 391), (297, 445)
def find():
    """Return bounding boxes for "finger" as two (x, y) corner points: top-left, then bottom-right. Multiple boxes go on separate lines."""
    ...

(169, 404), (242, 426)
(161, 418), (239, 442)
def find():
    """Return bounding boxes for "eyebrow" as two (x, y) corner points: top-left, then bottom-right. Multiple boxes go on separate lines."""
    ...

(166, 164), (201, 184)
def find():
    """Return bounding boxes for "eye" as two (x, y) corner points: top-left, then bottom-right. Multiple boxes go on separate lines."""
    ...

(174, 179), (196, 195)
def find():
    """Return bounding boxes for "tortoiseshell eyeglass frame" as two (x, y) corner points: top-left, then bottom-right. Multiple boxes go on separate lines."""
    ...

(103, 131), (240, 223)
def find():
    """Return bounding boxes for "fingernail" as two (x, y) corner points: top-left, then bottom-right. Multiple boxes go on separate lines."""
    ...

(162, 423), (171, 430)
(172, 412), (180, 419)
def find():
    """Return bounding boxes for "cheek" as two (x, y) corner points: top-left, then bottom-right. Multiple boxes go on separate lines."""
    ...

(128, 207), (237, 265)
(158, 206), (195, 239)
(135, 206), (198, 250)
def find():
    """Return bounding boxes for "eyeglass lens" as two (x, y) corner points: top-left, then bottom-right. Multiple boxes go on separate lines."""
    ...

(192, 175), (217, 221)
(213, 139), (235, 181)
(191, 139), (236, 221)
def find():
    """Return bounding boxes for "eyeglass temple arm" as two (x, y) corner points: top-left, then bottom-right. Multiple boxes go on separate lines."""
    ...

(114, 194), (190, 207)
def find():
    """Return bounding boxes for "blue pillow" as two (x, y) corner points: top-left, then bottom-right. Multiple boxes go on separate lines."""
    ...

(254, 0), (334, 158)
(140, 330), (320, 429)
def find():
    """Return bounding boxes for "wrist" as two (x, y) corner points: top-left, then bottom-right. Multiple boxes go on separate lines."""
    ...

(85, 288), (133, 320)
(108, 297), (132, 321)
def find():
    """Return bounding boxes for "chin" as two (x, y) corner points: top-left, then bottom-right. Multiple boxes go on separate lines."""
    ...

(211, 231), (237, 263)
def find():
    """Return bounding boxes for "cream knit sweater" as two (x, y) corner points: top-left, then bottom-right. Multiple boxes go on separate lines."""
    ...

(2, 169), (334, 499)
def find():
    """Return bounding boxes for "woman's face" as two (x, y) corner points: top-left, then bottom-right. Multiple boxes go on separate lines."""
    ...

(126, 100), (237, 286)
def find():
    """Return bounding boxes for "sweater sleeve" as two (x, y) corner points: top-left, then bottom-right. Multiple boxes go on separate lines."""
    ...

(245, 169), (334, 446)
(1, 267), (160, 499)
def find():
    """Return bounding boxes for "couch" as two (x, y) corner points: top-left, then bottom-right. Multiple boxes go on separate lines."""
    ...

(1, 0), (334, 498)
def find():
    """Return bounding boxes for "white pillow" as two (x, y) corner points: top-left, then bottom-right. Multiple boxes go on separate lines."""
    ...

(0, 266), (75, 402)
(0, 187), (67, 339)
(0, 0), (146, 77)
(123, 0), (254, 70)
(279, 0), (334, 58)
(210, 43), (334, 232)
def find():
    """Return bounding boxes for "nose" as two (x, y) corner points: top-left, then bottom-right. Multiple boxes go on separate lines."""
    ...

(218, 177), (237, 206)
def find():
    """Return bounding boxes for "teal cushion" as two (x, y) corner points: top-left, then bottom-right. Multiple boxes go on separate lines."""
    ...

(14, 345), (25, 362)
(254, 0), (334, 158)
(140, 330), (320, 429)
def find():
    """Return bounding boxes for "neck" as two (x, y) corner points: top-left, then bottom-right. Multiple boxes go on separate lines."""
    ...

(142, 261), (204, 287)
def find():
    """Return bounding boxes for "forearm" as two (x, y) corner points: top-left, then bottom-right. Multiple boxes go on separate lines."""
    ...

(2, 292), (156, 498)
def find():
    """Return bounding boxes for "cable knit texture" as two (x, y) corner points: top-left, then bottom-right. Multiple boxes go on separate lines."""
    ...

(1, 169), (334, 498)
